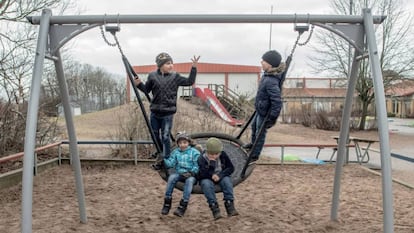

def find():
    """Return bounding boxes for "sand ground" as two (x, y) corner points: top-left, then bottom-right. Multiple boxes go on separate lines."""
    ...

(0, 163), (413, 233)
(2, 103), (413, 232)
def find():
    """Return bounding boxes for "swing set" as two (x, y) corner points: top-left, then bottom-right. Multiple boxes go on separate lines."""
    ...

(23, 10), (394, 233)
(98, 19), (313, 193)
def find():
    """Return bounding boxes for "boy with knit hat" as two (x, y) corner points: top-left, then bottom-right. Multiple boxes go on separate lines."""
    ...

(243, 50), (286, 161)
(198, 137), (239, 220)
(161, 132), (200, 217)
(135, 52), (200, 170)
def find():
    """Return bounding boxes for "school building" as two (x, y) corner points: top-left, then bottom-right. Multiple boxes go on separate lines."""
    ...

(129, 62), (414, 119)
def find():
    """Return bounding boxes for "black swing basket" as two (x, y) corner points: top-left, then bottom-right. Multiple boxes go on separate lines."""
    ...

(158, 132), (256, 194)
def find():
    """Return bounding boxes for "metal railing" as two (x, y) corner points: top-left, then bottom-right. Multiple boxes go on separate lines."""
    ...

(0, 140), (155, 175)
(59, 140), (154, 165)
(0, 142), (62, 175)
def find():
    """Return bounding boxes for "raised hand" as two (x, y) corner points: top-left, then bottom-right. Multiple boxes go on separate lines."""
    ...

(133, 76), (141, 86)
(191, 55), (201, 67)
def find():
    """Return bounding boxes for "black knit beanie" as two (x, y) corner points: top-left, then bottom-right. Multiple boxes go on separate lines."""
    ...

(155, 52), (173, 68)
(262, 50), (282, 68)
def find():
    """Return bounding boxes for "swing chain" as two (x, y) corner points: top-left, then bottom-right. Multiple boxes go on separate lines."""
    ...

(100, 14), (125, 56)
(100, 25), (116, 46)
(100, 25), (125, 57)
(297, 24), (315, 46)
(289, 24), (315, 59)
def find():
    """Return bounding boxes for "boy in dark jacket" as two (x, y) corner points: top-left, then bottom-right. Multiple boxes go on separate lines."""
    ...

(198, 137), (239, 220)
(135, 52), (200, 169)
(243, 50), (286, 161)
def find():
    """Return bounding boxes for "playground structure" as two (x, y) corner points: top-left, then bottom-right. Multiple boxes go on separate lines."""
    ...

(23, 9), (395, 233)
(194, 87), (244, 126)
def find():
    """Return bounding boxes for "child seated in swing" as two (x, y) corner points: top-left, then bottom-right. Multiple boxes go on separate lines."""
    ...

(161, 132), (200, 217)
(198, 137), (239, 220)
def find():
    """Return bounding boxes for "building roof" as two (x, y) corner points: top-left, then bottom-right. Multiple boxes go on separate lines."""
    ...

(133, 62), (261, 74)
(386, 80), (414, 97)
(283, 88), (348, 98)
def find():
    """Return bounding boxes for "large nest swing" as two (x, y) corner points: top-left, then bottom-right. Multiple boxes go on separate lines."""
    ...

(158, 132), (255, 194)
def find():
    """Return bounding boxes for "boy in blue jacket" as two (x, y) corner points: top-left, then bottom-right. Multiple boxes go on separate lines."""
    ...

(198, 137), (239, 220)
(243, 50), (286, 161)
(161, 132), (200, 217)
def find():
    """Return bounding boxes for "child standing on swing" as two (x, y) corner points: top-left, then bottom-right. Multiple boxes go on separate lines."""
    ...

(243, 50), (286, 161)
(134, 52), (200, 169)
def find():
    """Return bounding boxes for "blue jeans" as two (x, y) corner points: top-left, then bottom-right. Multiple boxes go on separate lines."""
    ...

(165, 173), (196, 202)
(150, 113), (173, 158)
(250, 114), (268, 158)
(200, 176), (234, 205)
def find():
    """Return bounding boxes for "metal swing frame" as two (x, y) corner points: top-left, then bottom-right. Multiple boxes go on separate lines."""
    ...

(23, 10), (394, 233)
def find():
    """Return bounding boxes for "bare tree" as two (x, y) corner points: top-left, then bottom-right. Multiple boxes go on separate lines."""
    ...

(62, 61), (126, 113)
(0, 0), (74, 156)
(310, 0), (414, 129)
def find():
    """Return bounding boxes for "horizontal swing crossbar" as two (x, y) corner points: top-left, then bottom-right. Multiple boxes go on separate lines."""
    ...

(27, 13), (386, 25)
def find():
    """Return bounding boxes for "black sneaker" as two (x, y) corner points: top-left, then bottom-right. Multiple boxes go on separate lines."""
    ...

(151, 162), (163, 171)
(242, 143), (253, 150)
(249, 155), (259, 162)
(149, 152), (159, 159)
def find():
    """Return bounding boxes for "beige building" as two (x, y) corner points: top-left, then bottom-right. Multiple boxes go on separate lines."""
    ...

(129, 62), (414, 119)
(385, 80), (414, 118)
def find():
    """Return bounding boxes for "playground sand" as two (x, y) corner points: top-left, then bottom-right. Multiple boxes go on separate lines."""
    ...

(5, 103), (413, 232)
(0, 163), (413, 233)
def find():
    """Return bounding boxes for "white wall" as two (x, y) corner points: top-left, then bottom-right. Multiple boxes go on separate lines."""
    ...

(228, 73), (258, 98)
(134, 72), (259, 99)
(57, 105), (81, 117)
(196, 74), (225, 88)
(284, 78), (347, 88)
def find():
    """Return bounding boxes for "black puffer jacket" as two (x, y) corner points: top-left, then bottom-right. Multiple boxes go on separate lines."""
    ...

(138, 67), (197, 116)
(254, 71), (283, 127)
(197, 151), (234, 182)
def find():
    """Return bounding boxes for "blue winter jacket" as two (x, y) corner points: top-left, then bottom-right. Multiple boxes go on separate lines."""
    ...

(254, 72), (283, 127)
(164, 146), (200, 175)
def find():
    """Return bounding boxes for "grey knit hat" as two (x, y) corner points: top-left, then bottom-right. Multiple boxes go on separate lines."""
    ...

(262, 50), (282, 68)
(206, 137), (223, 154)
(176, 132), (191, 144)
(155, 52), (173, 68)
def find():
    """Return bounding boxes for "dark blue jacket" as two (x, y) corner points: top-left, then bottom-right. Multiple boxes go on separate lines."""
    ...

(197, 151), (234, 182)
(137, 67), (197, 116)
(254, 72), (283, 127)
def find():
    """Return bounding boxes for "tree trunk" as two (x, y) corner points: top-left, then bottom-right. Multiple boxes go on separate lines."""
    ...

(358, 101), (369, 130)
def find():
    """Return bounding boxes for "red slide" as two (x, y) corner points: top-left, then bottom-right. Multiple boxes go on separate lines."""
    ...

(194, 87), (243, 126)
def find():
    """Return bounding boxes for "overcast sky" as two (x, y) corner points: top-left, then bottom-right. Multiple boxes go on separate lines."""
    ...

(61, 0), (414, 78)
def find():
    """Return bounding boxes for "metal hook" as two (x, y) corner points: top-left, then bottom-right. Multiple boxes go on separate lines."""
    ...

(294, 13), (309, 35)
(105, 14), (121, 35)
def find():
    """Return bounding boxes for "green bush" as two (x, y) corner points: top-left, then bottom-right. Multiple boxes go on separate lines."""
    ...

(387, 112), (396, 117)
